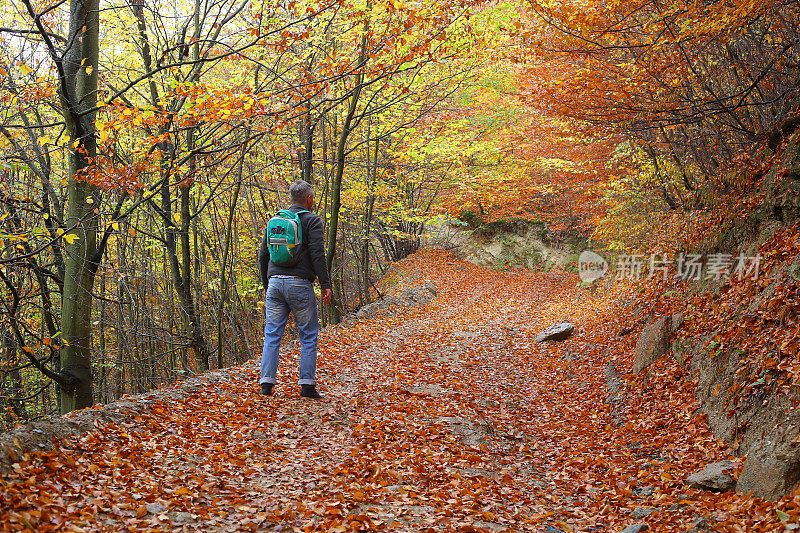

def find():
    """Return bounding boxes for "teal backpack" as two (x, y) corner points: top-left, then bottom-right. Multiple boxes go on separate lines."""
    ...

(266, 209), (308, 266)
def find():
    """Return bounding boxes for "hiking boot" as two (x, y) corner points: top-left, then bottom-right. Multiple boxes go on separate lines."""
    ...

(300, 384), (322, 399)
(261, 383), (274, 396)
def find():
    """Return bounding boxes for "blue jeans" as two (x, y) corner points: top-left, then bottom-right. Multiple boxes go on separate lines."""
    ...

(260, 277), (319, 386)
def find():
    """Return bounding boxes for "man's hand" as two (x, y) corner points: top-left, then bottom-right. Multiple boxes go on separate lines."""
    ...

(320, 288), (333, 305)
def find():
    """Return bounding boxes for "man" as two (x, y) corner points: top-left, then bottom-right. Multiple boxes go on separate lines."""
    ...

(258, 180), (332, 399)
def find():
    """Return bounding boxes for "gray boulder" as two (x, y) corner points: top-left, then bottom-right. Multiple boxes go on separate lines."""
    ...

(631, 508), (655, 519)
(619, 524), (649, 533)
(170, 512), (195, 523)
(686, 460), (737, 492)
(534, 322), (575, 342)
(146, 503), (167, 515)
(632, 313), (683, 373)
(736, 443), (800, 501)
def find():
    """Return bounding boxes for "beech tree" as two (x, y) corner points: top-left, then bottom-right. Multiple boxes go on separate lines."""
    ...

(0, 0), (108, 413)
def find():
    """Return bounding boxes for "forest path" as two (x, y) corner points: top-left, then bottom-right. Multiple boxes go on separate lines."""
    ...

(1, 250), (763, 532)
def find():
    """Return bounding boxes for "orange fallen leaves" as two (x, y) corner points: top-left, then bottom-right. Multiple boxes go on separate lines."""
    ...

(0, 249), (797, 531)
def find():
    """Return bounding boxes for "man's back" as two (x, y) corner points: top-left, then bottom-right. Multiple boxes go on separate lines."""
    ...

(258, 204), (331, 291)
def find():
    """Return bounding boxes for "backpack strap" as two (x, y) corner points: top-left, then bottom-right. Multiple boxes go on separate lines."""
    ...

(290, 209), (309, 246)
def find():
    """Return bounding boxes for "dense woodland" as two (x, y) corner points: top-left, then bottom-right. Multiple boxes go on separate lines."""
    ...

(1, 0), (799, 429)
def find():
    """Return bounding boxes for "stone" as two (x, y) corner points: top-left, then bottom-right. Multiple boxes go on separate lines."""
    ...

(170, 512), (195, 523)
(686, 460), (737, 492)
(736, 443), (800, 501)
(632, 313), (683, 373)
(561, 350), (585, 361)
(632, 484), (654, 497)
(146, 503), (167, 515)
(534, 322), (575, 342)
(424, 281), (438, 297)
(789, 255), (800, 282)
(618, 524), (649, 533)
(631, 508), (655, 519)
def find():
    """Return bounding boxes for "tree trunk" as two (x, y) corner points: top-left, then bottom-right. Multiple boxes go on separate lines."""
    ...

(299, 114), (315, 184)
(216, 136), (247, 369)
(98, 273), (107, 403)
(162, 179), (210, 374)
(325, 34), (368, 324)
(361, 137), (378, 304)
(59, 0), (101, 412)
(2, 327), (27, 423)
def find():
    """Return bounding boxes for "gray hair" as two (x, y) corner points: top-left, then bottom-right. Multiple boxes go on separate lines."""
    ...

(289, 180), (314, 203)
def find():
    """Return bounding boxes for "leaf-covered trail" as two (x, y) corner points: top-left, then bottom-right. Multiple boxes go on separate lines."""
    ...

(1, 250), (784, 532)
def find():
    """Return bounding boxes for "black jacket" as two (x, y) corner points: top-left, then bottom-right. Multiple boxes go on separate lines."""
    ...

(258, 204), (332, 290)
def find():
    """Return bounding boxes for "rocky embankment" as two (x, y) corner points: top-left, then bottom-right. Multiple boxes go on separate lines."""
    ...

(625, 134), (800, 501)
